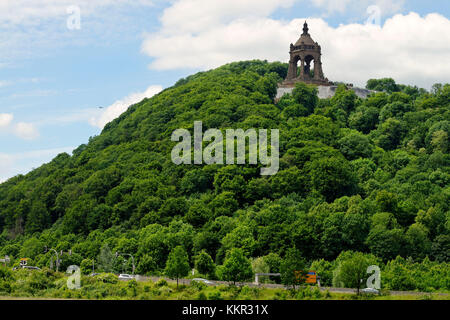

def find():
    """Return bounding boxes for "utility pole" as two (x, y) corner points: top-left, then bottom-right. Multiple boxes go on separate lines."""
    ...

(48, 248), (60, 272)
(115, 252), (135, 275)
(45, 247), (72, 272)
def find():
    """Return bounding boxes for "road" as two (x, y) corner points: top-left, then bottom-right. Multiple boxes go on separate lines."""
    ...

(131, 275), (448, 296)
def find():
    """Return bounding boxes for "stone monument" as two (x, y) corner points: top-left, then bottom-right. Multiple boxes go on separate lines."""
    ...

(282, 21), (332, 87)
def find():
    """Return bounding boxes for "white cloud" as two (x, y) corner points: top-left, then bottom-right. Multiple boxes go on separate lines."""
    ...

(0, 0), (154, 26)
(89, 85), (163, 128)
(0, 80), (11, 88)
(158, 0), (404, 33)
(36, 108), (100, 127)
(13, 122), (40, 140)
(0, 113), (14, 128)
(0, 113), (39, 140)
(0, 147), (74, 183)
(0, 153), (14, 183)
(310, 0), (404, 16)
(0, 78), (45, 93)
(0, 0), (154, 62)
(159, 0), (295, 33)
(10, 89), (58, 99)
(142, 7), (450, 88)
(311, 0), (352, 14)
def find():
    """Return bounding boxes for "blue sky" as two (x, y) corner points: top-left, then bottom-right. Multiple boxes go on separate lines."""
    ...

(0, 0), (449, 182)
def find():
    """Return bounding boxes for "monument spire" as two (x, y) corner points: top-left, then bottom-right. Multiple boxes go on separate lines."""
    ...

(303, 21), (309, 35)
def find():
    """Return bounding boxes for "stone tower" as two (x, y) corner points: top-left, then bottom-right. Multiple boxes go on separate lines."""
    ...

(282, 21), (332, 87)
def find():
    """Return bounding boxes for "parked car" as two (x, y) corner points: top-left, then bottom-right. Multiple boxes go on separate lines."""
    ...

(24, 266), (41, 270)
(192, 278), (216, 286)
(118, 274), (135, 281)
(361, 287), (380, 295)
(13, 266), (41, 271)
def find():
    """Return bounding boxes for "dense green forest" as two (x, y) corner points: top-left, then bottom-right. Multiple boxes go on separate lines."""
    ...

(0, 60), (449, 293)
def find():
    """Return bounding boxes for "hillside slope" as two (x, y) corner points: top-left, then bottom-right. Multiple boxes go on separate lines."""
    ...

(0, 60), (449, 290)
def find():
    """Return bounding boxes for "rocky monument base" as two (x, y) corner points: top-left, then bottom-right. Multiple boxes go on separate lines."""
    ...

(281, 78), (333, 87)
(275, 85), (375, 101)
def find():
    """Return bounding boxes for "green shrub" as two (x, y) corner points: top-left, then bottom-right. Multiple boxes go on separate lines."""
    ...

(156, 279), (168, 287)
(208, 290), (223, 300)
(98, 273), (118, 284)
(196, 292), (207, 300)
(0, 280), (12, 294)
(190, 280), (207, 291)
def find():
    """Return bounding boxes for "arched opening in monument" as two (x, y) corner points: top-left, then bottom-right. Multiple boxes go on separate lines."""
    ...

(304, 55), (315, 79)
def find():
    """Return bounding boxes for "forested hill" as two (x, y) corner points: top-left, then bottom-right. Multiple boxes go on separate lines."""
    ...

(0, 60), (449, 290)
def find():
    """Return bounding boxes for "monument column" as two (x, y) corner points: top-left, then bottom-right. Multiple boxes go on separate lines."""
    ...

(315, 56), (324, 80)
(286, 44), (296, 80)
(299, 58), (304, 79)
(287, 59), (296, 80)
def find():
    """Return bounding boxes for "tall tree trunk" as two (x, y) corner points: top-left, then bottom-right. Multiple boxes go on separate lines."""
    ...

(357, 278), (360, 295)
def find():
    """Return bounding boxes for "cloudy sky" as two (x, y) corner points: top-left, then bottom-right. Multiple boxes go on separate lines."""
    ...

(0, 0), (449, 182)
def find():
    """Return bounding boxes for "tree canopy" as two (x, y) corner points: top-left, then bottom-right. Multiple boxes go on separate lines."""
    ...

(0, 60), (448, 292)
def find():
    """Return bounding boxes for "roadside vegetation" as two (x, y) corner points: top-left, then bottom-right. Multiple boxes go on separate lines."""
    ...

(0, 267), (448, 300)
